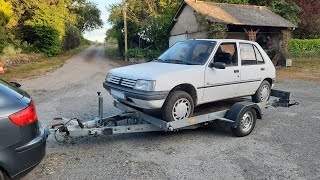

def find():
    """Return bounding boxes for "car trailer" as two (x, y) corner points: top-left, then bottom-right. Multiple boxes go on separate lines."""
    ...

(46, 90), (298, 143)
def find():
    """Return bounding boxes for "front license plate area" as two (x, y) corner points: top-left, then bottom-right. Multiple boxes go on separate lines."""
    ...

(111, 89), (126, 100)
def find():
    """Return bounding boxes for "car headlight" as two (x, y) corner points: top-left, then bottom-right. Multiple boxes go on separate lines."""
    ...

(105, 73), (112, 82)
(134, 80), (155, 91)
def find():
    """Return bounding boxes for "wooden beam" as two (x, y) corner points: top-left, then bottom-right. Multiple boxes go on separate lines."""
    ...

(243, 28), (260, 41)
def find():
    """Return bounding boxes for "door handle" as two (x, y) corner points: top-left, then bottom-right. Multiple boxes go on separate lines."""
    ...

(234, 70), (239, 73)
(261, 68), (265, 71)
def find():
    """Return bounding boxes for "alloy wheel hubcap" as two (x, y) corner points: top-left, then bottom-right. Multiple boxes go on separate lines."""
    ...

(172, 98), (191, 121)
(240, 111), (254, 132)
(260, 85), (270, 101)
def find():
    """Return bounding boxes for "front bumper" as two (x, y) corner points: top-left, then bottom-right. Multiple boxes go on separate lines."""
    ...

(0, 128), (47, 179)
(103, 81), (169, 109)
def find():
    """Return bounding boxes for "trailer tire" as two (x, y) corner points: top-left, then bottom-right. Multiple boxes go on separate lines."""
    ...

(231, 108), (257, 137)
(162, 91), (194, 122)
(252, 80), (271, 103)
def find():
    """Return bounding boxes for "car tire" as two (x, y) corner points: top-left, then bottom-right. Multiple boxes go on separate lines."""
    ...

(252, 80), (271, 103)
(0, 169), (9, 180)
(231, 108), (257, 137)
(162, 91), (194, 122)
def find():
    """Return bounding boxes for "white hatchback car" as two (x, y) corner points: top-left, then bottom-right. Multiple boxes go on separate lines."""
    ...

(104, 39), (275, 122)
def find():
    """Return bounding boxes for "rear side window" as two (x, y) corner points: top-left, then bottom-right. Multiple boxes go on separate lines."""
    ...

(240, 43), (265, 65)
(0, 79), (25, 103)
(254, 46), (265, 64)
(0, 92), (15, 108)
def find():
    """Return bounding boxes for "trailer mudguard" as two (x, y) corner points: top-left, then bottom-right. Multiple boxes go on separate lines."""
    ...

(225, 101), (262, 128)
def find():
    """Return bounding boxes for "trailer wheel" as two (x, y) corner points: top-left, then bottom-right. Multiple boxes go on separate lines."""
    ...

(231, 108), (257, 137)
(162, 91), (194, 122)
(104, 120), (117, 127)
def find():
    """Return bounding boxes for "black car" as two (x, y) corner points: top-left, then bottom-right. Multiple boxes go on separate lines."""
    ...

(0, 78), (46, 179)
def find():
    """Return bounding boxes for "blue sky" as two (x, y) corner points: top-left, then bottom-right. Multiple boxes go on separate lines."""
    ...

(83, 0), (121, 42)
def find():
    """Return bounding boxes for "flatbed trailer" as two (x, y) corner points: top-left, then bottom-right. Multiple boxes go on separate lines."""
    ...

(46, 89), (298, 143)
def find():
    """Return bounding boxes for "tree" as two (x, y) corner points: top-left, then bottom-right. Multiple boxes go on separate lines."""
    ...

(290, 0), (320, 38)
(207, 0), (249, 4)
(0, 0), (14, 27)
(22, 0), (73, 40)
(23, 25), (62, 56)
(73, 2), (103, 32)
(63, 23), (81, 51)
(248, 0), (301, 25)
(107, 0), (181, 53)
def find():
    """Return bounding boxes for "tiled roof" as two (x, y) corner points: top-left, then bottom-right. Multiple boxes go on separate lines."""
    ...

(177, 0), (296, 28)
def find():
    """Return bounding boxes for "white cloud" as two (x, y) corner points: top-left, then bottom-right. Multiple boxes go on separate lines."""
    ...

(83, 28), (106, 43)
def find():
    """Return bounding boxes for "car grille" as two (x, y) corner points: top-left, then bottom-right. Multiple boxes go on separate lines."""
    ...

(109, 75), (137, 88)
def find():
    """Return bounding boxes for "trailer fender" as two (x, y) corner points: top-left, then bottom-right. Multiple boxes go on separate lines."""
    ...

(225, 101), (262, 128)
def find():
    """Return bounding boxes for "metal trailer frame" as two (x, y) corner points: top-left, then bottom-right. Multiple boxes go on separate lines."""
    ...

(47, 89), (298, 143)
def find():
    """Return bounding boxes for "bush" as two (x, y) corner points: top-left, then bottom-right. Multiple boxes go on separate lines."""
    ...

(0, 26), (9, 53)
(62, 24), (81, 51)
(20, 41), (37, 54)
(2, 44), (21, 56)
(289, 39), (320, 58)
(126, 48), (162, 61)
(23, 26), (62, 56)
(80, 36), (91, 45)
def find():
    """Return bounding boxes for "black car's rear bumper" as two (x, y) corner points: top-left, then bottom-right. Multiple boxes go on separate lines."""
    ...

(0, 127), (47, 179)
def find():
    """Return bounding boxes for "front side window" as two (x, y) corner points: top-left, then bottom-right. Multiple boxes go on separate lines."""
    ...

(157, 40), (216, 65)
(213, 43), (238, 66)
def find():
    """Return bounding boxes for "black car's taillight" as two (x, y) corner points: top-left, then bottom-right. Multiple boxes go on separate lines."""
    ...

(9, 101), (38, 126)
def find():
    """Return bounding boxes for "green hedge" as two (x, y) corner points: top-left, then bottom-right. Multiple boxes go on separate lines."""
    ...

(125, 48), (162, 61)
(23, 26), (62, 56)
(289, 39), (320, 58)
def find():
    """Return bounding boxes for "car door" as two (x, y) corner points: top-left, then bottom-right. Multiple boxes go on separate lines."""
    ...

(202, 42), (241, 103)
(238, 43), (267, 96)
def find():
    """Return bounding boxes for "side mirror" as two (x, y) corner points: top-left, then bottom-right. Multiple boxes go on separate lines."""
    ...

(209, 62), (226, 69)
(10, 82), (21, 88)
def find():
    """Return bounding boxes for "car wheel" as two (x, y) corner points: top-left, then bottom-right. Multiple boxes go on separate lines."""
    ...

(231, 108), (257, 137)
(162, 91), (194, 122)
(0, 169), (9, 180)
(252, 80), (271, 103)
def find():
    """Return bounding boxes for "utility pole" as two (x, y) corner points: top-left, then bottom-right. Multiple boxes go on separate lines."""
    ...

(123, 0), (128, 61)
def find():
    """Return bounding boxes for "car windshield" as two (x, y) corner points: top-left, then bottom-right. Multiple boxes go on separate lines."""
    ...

(156, 40), (216, 65)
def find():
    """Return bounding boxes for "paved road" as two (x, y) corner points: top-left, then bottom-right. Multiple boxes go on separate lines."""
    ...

(23, 45), (320, 180)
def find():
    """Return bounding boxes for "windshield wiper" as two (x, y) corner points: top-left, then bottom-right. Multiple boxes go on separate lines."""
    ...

(154, 58), (163, 62)
(155, 59), (199, 65)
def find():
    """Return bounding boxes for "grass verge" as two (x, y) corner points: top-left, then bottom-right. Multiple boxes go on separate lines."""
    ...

(1, 45), (89, 81)
(277, 57), (320, 81)
(105, 41), (123, 60)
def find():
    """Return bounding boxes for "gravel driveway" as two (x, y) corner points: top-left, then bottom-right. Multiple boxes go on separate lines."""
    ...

(22, 45), (320, 180)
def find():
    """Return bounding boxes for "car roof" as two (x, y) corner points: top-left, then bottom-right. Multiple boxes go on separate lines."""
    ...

(194, 39), (257, 44)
